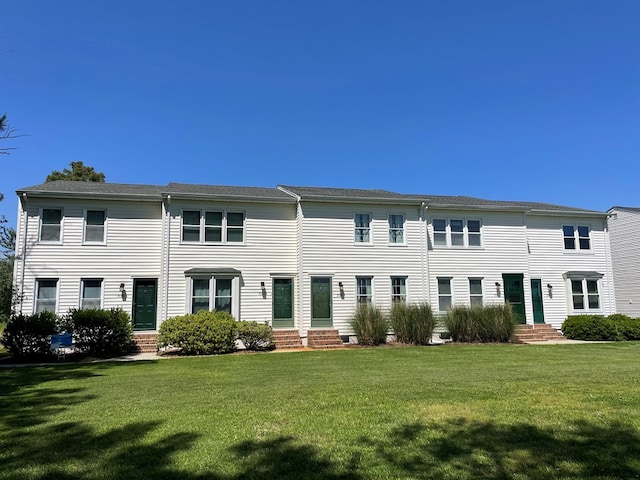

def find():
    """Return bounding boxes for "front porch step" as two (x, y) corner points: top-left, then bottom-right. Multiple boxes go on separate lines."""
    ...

(132, 333), (158, 353)
(511, 324), (565, 344)
(273, 330), (303, 349)
(307, 329), (345, 349)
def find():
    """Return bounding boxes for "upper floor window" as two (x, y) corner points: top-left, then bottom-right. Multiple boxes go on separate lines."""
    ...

(563, 225), (590, 250)
(432, 218), (482, 248)
(469, 278), (483, 306)
(35, 279), (58, 313)
(40, 209), (62, 243)
(84, 210), (106, 244)
(182, 210), (245, 244)
(354, 213), (371, 243)
(388, 214), (405, 244)
(356, 277), (373, 305)
(437, 277), (452, 312)
(391, 276), (407, 304)
(81, 279), (102, 309)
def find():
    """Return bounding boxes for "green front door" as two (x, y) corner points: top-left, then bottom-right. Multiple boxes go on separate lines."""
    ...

(531, 279), (545, 324)
(133, 279), (157, 330)
(503, 274), (526, 324)
(273, 278), (294, 328)
(311, 277), (332, 328)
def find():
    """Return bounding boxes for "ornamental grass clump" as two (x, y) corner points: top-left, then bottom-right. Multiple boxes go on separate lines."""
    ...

(350, 303), (388, 346)
(158, 310), (237, 355)
(444, 304), (515, 342)
(390, 302), (436, 345)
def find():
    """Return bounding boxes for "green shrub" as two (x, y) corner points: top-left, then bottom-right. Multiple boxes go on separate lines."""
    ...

(350, 304), (388, 346)
(237, 320), (274, 351)
(561, 315), (622, 341)
(67, 308), (133, 357)
(158, 310), (237, 355)
(390, 302), (436, 345)
(607, 314), (640, 341)
(443, 304), (515, 343)
(0, 311), (58, 359)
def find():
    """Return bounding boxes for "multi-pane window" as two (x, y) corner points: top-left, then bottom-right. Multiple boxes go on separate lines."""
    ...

(182, 211), (245, 243)
(84, 210), (106, 243)
(571, 279), (600, 311)
(388, 214), (405, 244)
(354, 214), (371, 243)
(356, 277), (373, 305)
(563, 225), (590, 250)
(437, 278), (452, 312)
(190, 277), (234, 314)
(432, 219), (482, 247)
(35, 279), (58, 313)
(391, 277), (407, 304)
(81, 279), (102, 309)
(40, 209), (62, 242)
(469, 278), (483, 306)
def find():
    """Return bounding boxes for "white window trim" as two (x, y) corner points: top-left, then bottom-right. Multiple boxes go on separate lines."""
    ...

(432, 218), (483, 248)
(354, 212), (373, 245)
(355, 276), (374, 305)
(181, 209), (246, 245)
(562, 224), (591, 252)
(34, 278), (59, 314)
(187, 275), (240, 319)
(83, 209), (107, 245)
(437, 277), (453, 313)
(80, 278), (104, 310)
(388, 213), (407, 246)
(391, 276), (408, 305)
(564, 272), (603, 314)
(38, 208), (64, 244)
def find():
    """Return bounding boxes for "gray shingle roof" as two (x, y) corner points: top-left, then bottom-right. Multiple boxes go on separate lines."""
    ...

(167, 183), (293, 200)
(278, 185), (411, 201)
(418, 194), (603, 213)
(17, 180), (165, 197)
(609, 206), (640, 213)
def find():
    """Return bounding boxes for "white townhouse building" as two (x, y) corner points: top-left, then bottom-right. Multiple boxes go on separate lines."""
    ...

(607, 206), (640, 317)
(13, 181), (616, 346)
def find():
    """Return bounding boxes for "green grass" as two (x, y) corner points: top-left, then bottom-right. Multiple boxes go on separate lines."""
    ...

(1, 344), (640, 479)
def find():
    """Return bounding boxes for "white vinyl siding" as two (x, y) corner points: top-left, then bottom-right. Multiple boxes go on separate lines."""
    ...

(35, 279), (58, 313)
(81, 279), (103, 309)
(40, 208), (62, 243)
(608, 208), (640, 317)
(84, 210), (106, 244)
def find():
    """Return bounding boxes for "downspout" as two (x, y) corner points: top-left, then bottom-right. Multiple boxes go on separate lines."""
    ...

(603, 216), (615, 315)
(18, 193), (28, 314)
(163, 195), (171, 325)
(296, 198), (304, 340)
(419, 202), (428, 304)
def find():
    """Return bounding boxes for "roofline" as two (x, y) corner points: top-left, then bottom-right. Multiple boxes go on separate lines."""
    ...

(15, 189), (162, 202)
(524, 209), (609, 218)
(161, 192), (296, 204)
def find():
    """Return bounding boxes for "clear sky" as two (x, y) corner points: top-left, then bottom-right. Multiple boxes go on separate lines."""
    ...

(2, 1), (639, 229)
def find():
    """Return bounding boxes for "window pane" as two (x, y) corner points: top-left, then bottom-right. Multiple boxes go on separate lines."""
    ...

(193, 279), (210, 297)
(579, 238), (590, 250)
(450, 219), (463, 233)
(450, 219), (464, 246)
(391, 277), (406, 304)
(82, 279), (102, 310)
(438, 278), (451, 295)
(227, 228), (243, 242)
(434, 232), (447, 246)
(571, 280), (583, 294)
(216, 279), (232, 297)
(563, 225), (575, 236)
(586, 280), (598, 294)
(433, 219), (446, 232)
(36, 280), (57, 313)
(41, 209), (62, 242)
(204, 227), (222, 242)
(205, 211), (222, 226)
(184, 211), (200, 225)
(355, 214), (371, 243)
(469, 279), (482, 295)
(192, 299), (209, 313)
(43, 209), (62, 224)
(85, 225), (105, 243)
(183, 228), (200, 242)
(433, 220), (447, 246)
(439, 296), (452, 311)
(87, 210), (105, 226)
(183, 211), (201, 242)
(356, 277), (372, 304)
(467, 220), (480, 233)
(227, 212), (244, 227)
(577, 226), (589, 237)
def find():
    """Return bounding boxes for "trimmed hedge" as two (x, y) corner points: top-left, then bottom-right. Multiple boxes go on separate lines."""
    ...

(66, 308), (133, 357)
(608, 314), (640, 341)
(236, 320), (274, 351)
(561, 314), (640, 341)
(350, 304), (388, 346)
(443, 304), (515, 343)
(0, 311), (59, 359)
(390, 302), (436, 345)
(158, 310), (237, 355)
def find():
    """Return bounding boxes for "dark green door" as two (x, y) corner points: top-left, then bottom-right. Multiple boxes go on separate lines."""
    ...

(133, 279), (157, 330)
(273, 278), (294, 328)
(311, 277), (332, 327)
(503, 274), (526, 324)
(531, 279), (545, 324)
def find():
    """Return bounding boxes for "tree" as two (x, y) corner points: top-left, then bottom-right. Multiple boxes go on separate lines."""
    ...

(0, 194), (16, 322)
(46, 161), (106, 182)
(0, 113), (25, 155)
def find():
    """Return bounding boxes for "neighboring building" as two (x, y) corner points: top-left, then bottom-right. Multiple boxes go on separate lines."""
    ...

(607, 207), (640, 317)
(13, 181), (616, 344)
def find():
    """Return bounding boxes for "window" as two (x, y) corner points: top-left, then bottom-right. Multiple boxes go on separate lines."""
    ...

(432, 219), (482, 247)
(571, 279), (600, 311)
(40, 209), (62, 242)
(437, 278), (452, 312)
(182, 210), (245, 243)
(81, 279), (102, 309)
(356, 277), (372, 305)
(469, 278), (483, 306)
(563, 225), (590, 250)
(388, 214), (405, 244)
(35, 279), (58, 313)
(84, 210), (106, 243)
(190, 277), (234, 314)
(391, 277), (407, 304)
(354, 213), (371, 243)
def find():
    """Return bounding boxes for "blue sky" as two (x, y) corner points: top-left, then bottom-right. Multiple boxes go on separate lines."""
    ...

(2, 1), (639, 229)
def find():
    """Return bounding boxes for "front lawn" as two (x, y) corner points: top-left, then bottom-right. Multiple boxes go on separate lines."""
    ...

(1, 344), (639, 479)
